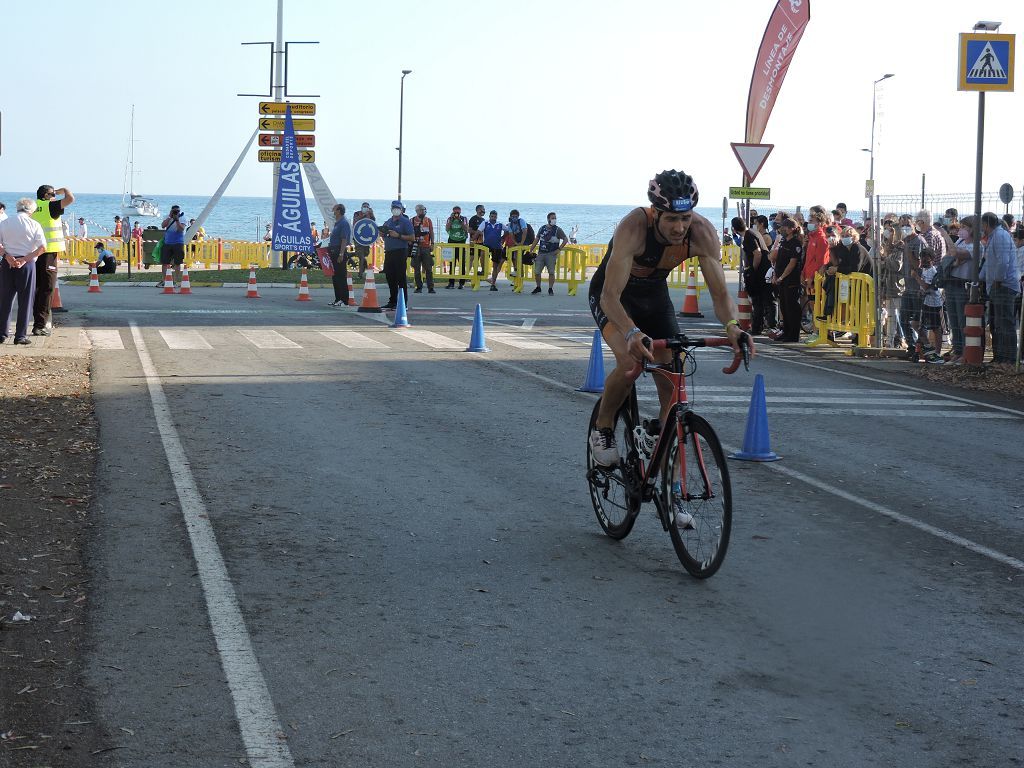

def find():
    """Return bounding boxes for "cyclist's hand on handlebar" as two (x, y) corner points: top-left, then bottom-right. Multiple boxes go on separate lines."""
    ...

(726, 323), (755, 369)
(627, 333), (655, 365)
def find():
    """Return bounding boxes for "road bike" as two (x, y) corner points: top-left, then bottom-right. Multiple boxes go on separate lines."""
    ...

(585, 335), (748, 578)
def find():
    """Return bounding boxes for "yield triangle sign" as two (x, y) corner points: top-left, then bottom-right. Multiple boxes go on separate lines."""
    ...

(731, 143), (774, 183)
(968, 41), (1007, 79)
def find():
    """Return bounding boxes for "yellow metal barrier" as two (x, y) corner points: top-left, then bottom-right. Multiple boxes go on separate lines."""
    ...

(505, 246), (588, 295)
(432, 243), (488, 290)
(807, 271), (875, 354)
(64, 237), (126, 265)
(667, 256), (706, 298)
(721, 244), (741, 270)
(578, 243), (607, 267)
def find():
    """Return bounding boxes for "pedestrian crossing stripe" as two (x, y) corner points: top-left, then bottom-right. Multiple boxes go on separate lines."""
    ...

(959, 33), (1015, 92)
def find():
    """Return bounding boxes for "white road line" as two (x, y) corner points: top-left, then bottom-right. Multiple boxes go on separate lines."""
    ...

(488, 332), (560, 350)
(238, 329), (302, 349)
(765, 354), (1024, 419)
(638, 396), (970, 406)
(319, 330), (388, 349)
(393, 328), (465, 350)
(521, 318), (536, 330)
(129, 324), (294, 767)
(159, 329), (213, 350)
(692, 386), (915, 394)
(478, 356), (1024, 572)
(755, 459), (1024, 573)
(81, 329), (125, 350)
(687, 406), (1012, 418)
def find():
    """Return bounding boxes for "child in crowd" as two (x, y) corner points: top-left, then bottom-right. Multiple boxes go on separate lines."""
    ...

(917, 249), (944, 364)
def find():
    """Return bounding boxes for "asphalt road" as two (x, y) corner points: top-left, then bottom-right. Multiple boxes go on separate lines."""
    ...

(33, 278), (1024, 766)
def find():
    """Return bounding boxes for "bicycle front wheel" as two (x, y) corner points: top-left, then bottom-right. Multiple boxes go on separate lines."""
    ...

(662, 412), (732, 578)
(586, 398), (639, 540)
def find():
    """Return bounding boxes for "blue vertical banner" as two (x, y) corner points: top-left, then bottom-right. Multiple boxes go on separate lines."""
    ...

(271, 104), (315, 253)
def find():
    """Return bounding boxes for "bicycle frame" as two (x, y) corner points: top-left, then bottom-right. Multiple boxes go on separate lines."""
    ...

(624, 337), (743, 524)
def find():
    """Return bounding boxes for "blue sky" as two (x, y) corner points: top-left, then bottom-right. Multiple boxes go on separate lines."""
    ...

(1, 0), (1021, 208)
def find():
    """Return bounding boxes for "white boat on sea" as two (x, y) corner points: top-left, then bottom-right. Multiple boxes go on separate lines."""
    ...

(122, 194), (160, 218)
(121, 105), (160, 219)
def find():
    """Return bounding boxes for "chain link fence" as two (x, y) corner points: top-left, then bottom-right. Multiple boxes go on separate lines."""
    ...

(878, 190), (1021, 220)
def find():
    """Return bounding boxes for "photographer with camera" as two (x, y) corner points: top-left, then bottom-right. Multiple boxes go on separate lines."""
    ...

(379, 200), (413, 310)
(160, 204), (187, 288)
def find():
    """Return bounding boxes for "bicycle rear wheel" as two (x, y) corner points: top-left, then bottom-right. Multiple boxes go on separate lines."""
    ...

(662, 412), (732, 578)
(586, 398), (640, 540)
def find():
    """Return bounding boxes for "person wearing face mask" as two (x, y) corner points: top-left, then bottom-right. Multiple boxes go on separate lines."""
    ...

(878, 220), (906, 348)
(378, 201), (414, 310)
(480, 210), (507, 291)
(352, 202), (375, 276)
(801, 207), (830, 303)
(528, 212), (568, 294)
(898, 216), (928, 360)
(410, 204), (435, 294)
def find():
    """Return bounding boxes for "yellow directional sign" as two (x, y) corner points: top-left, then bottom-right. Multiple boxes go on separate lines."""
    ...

(259, 101), (316, 116)
(257, 117), (315, 132)
(729, 186), (770, 200)
(258, 149), (315, 163)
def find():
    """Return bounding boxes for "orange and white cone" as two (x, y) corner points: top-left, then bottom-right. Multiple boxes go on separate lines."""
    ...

(51, 279), (67, 311)
(161, 265), (175, 294)
(296, 266), (311, 301)
(178, 265), (192, 295)
(677, 268), (704, 318)
(737, 288), (752, 331)
(87, 265), (102, 293)
(245, 265), (260, 299)
(357, 269), (383, 313)
(346, 273), (356, 305)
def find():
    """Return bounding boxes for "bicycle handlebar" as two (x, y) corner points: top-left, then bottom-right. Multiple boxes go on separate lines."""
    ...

(624, 334), (751, 382)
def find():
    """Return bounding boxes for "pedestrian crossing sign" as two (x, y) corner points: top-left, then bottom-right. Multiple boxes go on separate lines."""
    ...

(959, 33), (1015, 91)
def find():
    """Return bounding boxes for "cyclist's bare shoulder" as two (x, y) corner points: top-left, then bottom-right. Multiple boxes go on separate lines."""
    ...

(688, 214), (721, 261)
(609, 208), (650, 261)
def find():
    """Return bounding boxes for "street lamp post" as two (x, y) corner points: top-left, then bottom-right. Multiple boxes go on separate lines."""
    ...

(397, 69), (412, 202)
(867, 73), (894, 348)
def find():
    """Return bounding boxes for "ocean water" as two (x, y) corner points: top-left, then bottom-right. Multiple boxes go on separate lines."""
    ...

(0, 191), (728, 244)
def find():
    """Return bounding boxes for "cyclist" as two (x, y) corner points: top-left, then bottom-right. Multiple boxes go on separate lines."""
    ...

(588, 169), (754, 466)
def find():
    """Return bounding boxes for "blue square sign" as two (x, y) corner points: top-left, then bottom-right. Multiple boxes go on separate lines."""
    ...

(959, 33), (1015, 91)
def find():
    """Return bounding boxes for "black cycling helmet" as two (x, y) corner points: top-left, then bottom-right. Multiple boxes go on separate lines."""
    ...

(648, 170), (699, 213)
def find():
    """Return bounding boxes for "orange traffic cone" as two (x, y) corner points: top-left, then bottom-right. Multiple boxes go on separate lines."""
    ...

(245, 265), (260, 299)
(87, 266), (101, 293)
(51, 280), (67, 312)
(737, 288), (752, 331)
(677, 268), (704, 318)
(346, 273), (356, 306)
(161, 265), (175, 294)
(178, 265), (192, 295)
(357, 269), (383, 313)
(296, 266), (311, 301)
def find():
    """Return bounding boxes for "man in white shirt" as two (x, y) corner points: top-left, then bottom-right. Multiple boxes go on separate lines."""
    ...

(0, 199), (48, 344)
(0, 202), (7, 223)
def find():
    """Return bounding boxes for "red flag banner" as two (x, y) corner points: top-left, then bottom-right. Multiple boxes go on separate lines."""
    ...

(745, 0), (812, 144)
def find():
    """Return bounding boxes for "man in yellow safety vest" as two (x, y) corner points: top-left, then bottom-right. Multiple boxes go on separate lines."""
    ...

(30, 184), (74, 336)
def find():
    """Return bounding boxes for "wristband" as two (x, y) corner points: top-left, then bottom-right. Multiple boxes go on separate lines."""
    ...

(724, 319), (739, 332)
(624, 326), (643, 343)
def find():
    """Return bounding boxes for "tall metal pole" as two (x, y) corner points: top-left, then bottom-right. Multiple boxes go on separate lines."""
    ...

(397, 69), (411, 201)
(970, 92), (985, 302)
(271, 0), (285, 267)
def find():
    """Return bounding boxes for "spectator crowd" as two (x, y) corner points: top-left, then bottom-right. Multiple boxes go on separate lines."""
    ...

(730, 204), (1023, 367)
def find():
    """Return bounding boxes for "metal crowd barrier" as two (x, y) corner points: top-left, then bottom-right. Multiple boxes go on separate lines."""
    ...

(807, 271), (875, 354)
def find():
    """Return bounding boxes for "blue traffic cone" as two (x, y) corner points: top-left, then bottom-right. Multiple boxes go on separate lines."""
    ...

(390, 289), (411, 328)
(466, 304), (489, 352)
(578, 329), (606, 392)
(728, 373), (781, 462)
